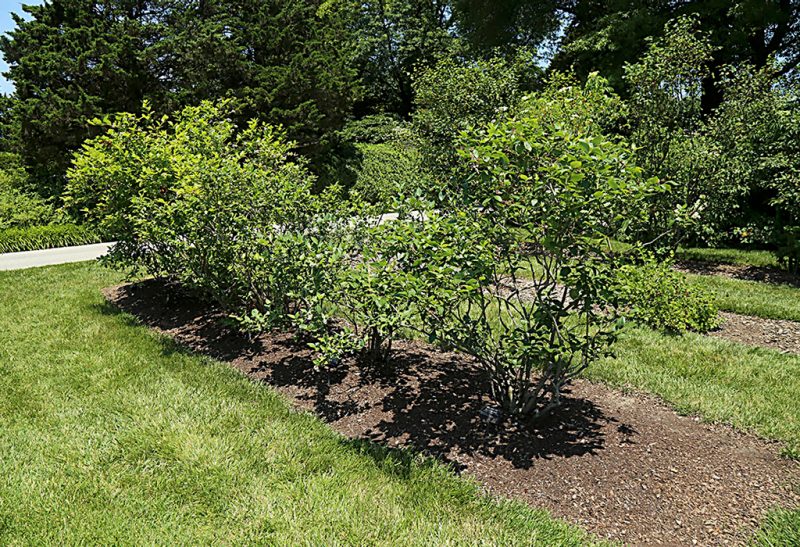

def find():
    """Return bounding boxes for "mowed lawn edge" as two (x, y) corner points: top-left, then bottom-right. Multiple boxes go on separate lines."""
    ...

(0, 262), (596, 545)
(677, 247), (781, 269)
(686, 273), (800, 322)
(591, 326), (800, 458)
(3, 262), (798, 544)
(590, 326), (800, 543)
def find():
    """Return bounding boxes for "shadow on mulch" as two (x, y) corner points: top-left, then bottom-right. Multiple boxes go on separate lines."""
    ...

(100, 280), (609, 471)
(101, 279), (800, 546)
(676, 260), (800, 287)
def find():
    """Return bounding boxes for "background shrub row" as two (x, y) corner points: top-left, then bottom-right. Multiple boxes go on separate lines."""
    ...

(0, 224), (101, 254)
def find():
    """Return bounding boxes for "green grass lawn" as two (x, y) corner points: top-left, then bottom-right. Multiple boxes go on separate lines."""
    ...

(590, 325), (800, 543)
(2, 262), (798, 544)
(590, 326), (800, 458)
(677, 247), (780, 268)
(685, 273), (800, 322)
(674, 246), (800, 321)
(0, 262), (592, 545)
(753, 508), (800, 546)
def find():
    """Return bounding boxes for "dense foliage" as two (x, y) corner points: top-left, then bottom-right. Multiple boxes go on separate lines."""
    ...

(422, 93), (665, 416)
(347, 142), (431, 206)
(1, 0), (361, 190)
(0, 169), (54, 230)
(1, 2), (791, 423)
(0, 224), (99, 254)
(65, 101), (352, 323)
(555, 0), (800, 113)
(1, 3), (798, 269)
(613, 260), (720, 333)
(412, 53), (538, 177)
(623, 17), (800, 269)
(65, 95), (717, 420)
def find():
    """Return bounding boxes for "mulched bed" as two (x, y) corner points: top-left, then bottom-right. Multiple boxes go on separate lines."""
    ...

(103, 280), (800, 546)
(675, 260), (800, 287)
(711, 311), (800, 355)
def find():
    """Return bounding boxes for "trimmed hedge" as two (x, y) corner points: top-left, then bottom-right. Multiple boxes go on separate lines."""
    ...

(0, 224), (102, 254)
(349, 142), (433, 205)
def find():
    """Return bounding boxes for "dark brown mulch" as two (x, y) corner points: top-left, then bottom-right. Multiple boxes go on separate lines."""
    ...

(711, 311), (800, 355)
(103, 280), (800, 546)
(675, 260), (800, 287)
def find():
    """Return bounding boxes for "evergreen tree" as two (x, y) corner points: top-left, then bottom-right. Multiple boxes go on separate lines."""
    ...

(0, 0), (163, 195)
(451, 0), (561, 55)
(331, 0), (461, 117)
(0, 0), (363, 192)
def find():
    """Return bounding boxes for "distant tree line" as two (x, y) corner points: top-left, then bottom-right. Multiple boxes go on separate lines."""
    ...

(1, 0), (797, 197)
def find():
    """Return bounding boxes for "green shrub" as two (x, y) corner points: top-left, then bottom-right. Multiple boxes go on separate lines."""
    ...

(336, 214), (421, 364)
(339, 114), (409, 144)
(412, 54), (533, 176)
(348, 143), (432, 205)
(775, 226), (800, 275)
(0, 169), (55, 230)
(308, 330), (364, 370)
(395, 101), (667, 418)
(614, 260), (720, 333)
(624, 16), (800, 256)
(243, 209), (356, 331)
(0, 224), (100, 253)
(519, 71), (627, 137)
(65, 100), (351, 325)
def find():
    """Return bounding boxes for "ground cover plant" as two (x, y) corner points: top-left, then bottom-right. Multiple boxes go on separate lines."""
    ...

(613, 260), (719, 333)
(753, 509), (800, 546)
(0, 261), (593, 545)
(0, 223), (100, 254)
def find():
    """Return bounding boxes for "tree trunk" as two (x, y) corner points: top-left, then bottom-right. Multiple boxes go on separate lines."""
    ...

(700, 66), (723, 119)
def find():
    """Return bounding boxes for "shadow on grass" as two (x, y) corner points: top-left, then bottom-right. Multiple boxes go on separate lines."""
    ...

(677, 260), (800, 287)
(97, 280), (266, 362)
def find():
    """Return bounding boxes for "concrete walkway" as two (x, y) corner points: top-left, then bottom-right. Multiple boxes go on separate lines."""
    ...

(0, 242), (114, 271)
(0, 211), (421, 272)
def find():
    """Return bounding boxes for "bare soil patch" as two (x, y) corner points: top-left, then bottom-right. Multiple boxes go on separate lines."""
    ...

(711, 312), (800, 355)
(675, 260), (800, 287)
(103, 280), (800, 546)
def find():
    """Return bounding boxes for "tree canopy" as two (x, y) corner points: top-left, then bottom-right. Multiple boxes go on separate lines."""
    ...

(554, 0), (800, 113)
(0, 0), (798, 196)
